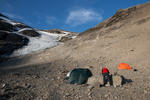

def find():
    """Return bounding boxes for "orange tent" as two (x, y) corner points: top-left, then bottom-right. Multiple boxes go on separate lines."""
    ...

(118, 63), (131, 70)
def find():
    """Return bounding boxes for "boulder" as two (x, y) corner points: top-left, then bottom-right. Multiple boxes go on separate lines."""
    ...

(112, 74), (122, 87)
(0, 30), (29, 58)
(19, 29), (40, 37)
(58, 36), (72, 42)
(112, 73), (132, 87)
(0, 20), (15, 32)
(14, 23), (30, 29)
(87, 74), (128, 87)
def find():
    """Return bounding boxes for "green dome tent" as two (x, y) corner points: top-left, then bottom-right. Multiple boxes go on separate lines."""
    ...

(65, 68), (92, 85)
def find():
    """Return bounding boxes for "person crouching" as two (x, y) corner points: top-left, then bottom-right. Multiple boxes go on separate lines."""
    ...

(100, 67), (112, 87)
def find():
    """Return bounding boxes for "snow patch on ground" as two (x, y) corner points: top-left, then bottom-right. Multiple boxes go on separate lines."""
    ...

(72, 36), (77, 39)
(11, 30), (65, 57)
(62, 31), (70, 34)
(38, 30), (69, 41)
(18, 28), (33, 32)
(0, 16), (18, 25)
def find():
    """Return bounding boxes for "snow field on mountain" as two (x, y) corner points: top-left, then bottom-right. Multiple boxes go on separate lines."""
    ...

(11, 30), (67, 57)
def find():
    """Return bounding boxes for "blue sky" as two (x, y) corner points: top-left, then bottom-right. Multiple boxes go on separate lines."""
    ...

(0, 0), (149, 32)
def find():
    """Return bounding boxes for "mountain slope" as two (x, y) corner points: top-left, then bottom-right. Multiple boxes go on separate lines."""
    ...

(0, 13), (78, 59)
(0, 2), (150, 100)
(80, 2), (150, 40)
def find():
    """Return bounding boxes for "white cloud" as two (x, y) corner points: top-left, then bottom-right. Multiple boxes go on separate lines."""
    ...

(66, 8), (102, 26)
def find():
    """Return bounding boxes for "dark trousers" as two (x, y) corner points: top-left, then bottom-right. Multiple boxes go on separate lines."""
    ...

(102, 73), (112, 86)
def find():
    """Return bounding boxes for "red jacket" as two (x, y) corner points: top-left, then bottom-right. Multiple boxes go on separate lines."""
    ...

(101, 67), (109, 74)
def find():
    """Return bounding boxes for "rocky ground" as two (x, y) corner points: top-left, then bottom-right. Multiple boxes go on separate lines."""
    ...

(0, 54), (150, 100)
(1, 2), (150, 100)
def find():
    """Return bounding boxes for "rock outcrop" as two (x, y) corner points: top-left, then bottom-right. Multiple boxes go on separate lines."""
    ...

(0, 13), (31, 59)
(0, 20), (16, 32)
(87, 76), (103, 86)
(42, 29), (78, 42)
(19, 29), (40, 37)
(0, 30), (29, 60)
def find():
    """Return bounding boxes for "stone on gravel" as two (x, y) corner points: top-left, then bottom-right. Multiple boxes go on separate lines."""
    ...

(65, 93), (70, 97)
(22, 83), (31, 89)
(88, 92), (92, 99)
(57, 76), (61, 80)
(32, 75), (40, 78)
(144, 90), (148, 94)
(87, 85), (94, 91)
(105, 83), (111, 87)
(104, 94), (109, 97)
(0, 83), (8, 89)
(2, 84), (6, 88)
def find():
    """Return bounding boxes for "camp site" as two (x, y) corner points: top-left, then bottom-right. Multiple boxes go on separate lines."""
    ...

(0, 1), (150, 100)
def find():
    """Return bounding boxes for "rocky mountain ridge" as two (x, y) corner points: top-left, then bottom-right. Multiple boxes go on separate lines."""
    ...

(41, 29), (78, 42)
(0, 13), (77, 60)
